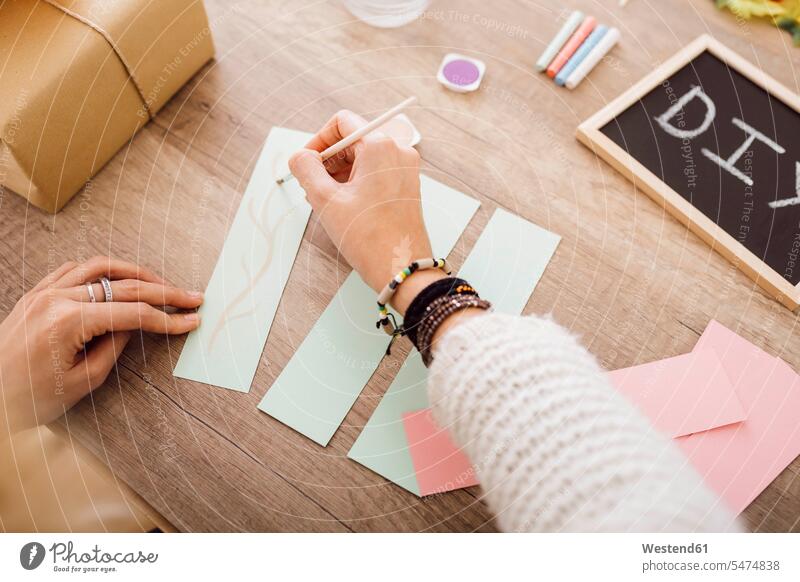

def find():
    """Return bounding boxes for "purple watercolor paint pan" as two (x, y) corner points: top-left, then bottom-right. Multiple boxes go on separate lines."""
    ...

(437, 53), (486, 93)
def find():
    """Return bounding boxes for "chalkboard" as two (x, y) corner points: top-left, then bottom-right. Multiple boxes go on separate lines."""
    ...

(577, 35), (800, 310)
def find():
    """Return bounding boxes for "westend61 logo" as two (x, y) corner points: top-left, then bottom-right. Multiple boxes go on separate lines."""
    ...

(19, 541), (158, 574)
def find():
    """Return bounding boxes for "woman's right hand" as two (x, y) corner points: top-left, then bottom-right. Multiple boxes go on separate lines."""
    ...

(288, 110), (440, 309)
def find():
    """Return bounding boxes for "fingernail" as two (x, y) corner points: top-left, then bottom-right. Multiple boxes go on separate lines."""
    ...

(184, 313), (199, 322)
(188, 291), (203, 299)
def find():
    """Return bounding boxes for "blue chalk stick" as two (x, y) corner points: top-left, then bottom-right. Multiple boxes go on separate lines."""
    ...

(555, 25), (609, 87)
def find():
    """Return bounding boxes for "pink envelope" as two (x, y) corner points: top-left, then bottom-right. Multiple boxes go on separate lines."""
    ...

(402, 409), (479, 496)
(676, 320), (800, 514)
(608, 350), (746, 438)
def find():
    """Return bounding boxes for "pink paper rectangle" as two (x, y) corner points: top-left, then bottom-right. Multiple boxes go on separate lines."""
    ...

(678, 320), (800, 514)
(608, 350), (746, 438)
(402, 409), (479, 496)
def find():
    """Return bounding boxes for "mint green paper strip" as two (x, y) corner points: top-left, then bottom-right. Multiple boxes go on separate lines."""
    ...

(348, 208), (561, 495)
(173, 128), (313, 392)
(258, 175), (480, 446)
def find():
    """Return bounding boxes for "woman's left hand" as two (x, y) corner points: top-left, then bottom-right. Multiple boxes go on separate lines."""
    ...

(0, 257), (203, 434)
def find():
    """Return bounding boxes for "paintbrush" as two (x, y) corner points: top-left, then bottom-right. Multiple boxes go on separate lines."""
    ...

(275, 96), (418, 185)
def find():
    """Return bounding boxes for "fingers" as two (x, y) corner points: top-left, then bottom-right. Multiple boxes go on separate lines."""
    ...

(64, 279), (203, 308)
(80, 331), (133, 391)
(54, 256), (166, 288)
(305, 110), (368, 153)
(30, 261), (79, 293)
(81, 302), (200, 337)
(289, 149), (338, 203)
(306, 110), (373, 179)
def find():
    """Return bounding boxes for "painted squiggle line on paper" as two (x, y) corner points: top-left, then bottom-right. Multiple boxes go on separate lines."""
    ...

(207, 154), (296, 353)
(217, 198), (294, 331)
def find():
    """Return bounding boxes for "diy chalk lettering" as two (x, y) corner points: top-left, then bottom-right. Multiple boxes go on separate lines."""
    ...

(602, 50), (800, 285)
(578, 35), (800, 309)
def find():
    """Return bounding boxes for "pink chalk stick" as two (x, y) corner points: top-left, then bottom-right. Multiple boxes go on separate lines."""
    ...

(546, 16), (596, 78)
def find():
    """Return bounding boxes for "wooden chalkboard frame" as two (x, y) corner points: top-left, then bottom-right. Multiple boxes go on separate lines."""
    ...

(577, 34), (800, 310)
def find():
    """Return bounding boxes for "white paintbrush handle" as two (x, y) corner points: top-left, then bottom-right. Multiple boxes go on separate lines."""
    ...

(276, 96), (418, 185)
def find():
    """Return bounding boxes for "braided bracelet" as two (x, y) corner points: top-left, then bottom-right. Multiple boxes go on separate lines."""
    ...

(376, 257), (450, 336)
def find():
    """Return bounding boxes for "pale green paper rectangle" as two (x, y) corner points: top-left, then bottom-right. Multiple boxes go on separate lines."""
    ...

(173, 128), (313, 392)
(348, 208), (561, 495)
(258, 175), (480, 446)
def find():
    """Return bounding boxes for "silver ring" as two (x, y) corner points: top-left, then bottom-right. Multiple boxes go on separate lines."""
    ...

(99, 277), (113, 302)
(86, 283), (97, 303)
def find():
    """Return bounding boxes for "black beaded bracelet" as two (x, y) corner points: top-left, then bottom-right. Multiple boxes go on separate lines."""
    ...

(403, 277), (477, 348)
(416, 295), (492, 366)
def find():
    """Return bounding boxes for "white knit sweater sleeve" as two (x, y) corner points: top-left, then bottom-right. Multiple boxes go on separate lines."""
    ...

(427, 313), (742, 532)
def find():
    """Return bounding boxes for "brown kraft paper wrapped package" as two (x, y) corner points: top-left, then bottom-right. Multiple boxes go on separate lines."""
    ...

(0, 0), (214, 213)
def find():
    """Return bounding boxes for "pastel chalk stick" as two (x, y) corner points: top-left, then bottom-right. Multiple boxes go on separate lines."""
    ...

(546, 16), (596, 78)
(565, 27), (621, 89)
(535, 10), (584, 72)
(555, 25), (608, 86)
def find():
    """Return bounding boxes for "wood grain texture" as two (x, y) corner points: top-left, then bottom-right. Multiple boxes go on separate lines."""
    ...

(3, 0), (799, 531)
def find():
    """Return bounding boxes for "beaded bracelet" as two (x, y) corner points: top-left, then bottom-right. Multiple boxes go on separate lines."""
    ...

(415, 295), (492, 366)
(376, 257), (450, 336)
(403, 277), (477, 347)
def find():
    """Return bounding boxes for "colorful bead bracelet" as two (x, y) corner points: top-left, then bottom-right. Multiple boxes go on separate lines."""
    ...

(376, 257), (450, 336)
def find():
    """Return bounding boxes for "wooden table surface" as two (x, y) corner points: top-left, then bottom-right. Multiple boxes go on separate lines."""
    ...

(5, 0), (800, 532)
